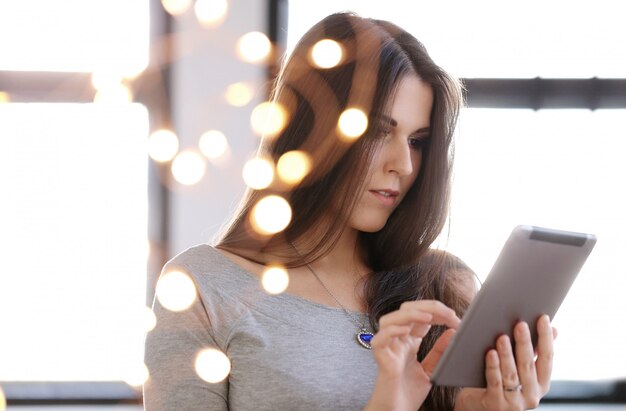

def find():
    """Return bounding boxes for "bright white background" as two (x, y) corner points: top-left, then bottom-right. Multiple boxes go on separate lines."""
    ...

(0, 104), (149, 380)
(0, 0), (150, 382)
(0, 0), (148, 74)
(287, 0), (626, 79)
(445, 108), (626, 380)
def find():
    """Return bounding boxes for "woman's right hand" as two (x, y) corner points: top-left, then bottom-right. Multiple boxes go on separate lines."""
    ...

(364, 300), (461, 411)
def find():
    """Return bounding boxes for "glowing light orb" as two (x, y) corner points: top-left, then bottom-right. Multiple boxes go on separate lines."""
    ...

(91, 72), (123, 91)
(199, 130), (229, 159)
(237, 31), (271, 63)
(310, 39), (343, 69)
(0, 92), (9, 103)
(194, 0), (228, 27)
(250, 101), (288, 138)
(144, 306), (157, 332)
(161, 0), (192, 15)
(123, 363), (150, 387)
(277, 150), (312, 185)
(156, 270), (197, 312)
(93, 83), (133, 103)
(262, 266), (289, 294)
(242, 157), (274, 190)
(145, 239), (152, 260)
(122, 64), (147, 81)
(171, 151), (206, 185)
(148, 129), (179, 163)
(195, 348), (231, 383)
(225, 82), (254, 107)
(338, 108), (368, 140)
(250, 195), (292, 235)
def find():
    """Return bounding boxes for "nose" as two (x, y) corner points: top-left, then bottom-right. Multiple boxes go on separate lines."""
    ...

(383, 138), (414, 176)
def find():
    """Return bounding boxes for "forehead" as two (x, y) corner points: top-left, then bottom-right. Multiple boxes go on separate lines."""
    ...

(386, 74), (434, 128)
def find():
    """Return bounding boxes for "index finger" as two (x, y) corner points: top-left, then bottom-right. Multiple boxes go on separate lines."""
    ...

(399, 300), (461, 329)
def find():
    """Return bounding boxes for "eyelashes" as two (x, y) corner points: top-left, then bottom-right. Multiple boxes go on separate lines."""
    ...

(378, 127), (430, 151)
(408, 136), (430, 151)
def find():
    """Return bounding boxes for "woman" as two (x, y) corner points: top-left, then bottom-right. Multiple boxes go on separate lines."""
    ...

(144, 12), (555, 410)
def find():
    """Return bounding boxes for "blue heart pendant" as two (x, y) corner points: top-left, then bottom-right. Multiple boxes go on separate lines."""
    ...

(357, 329), (374, 349)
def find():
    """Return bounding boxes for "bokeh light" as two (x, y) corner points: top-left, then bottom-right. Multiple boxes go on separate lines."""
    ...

(199, 130), (229, 159)
(91, 72), (123, 91)
(171, 150), (206, 185)
(93, 83), (133, 104)
(225, 82), (254, 107)
(155, 270), (197, 312)
(237, 31), (271, 63)
(262, 266), (289, 294)
(250, 195), (292, 235)
(123, 363), (150, 387)
(337, 107), (368, 140)
(144, 306), (157, 332)
(122, 64), (147, 81)
(242, 157), (274, 189)
(161, 0), (192, 16)
(250, 101), (288, 138)
(195, 348), (231, 383)
(145, 238), (152, 261)
(194, 0), (228, 27)
(310, 39), (343, 69)
(0, 385), (5, 411)
(277, 150), (312, 185)
(0, 92), (9, 103)
(148, 129), (179, 163)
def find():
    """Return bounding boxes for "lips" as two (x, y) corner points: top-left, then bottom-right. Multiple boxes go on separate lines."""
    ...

(369, 189), (400, 206)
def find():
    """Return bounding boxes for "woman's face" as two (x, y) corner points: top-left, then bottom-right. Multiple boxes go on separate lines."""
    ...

(348, 73), (434, 233)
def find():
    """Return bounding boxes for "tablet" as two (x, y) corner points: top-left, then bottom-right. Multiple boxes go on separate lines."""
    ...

(430, 225), (597, 387)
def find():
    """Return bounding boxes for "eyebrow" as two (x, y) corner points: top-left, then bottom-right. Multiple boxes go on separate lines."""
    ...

(379, 114), (431, 134)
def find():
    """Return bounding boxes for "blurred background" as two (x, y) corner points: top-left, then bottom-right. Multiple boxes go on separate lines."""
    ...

(0, 0), (625, 409)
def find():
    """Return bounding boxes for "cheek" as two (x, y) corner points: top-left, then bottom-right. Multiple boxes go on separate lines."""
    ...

(409, 151), (423, 181)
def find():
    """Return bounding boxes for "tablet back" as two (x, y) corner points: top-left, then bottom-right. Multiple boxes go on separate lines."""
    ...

(430, 225), (597, 387)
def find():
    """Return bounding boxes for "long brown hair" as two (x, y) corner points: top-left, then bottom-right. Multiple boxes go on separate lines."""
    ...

(216, 12), (465, 410)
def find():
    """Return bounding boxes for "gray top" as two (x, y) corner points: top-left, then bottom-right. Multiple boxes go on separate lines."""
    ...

(143, 244), (377, 411)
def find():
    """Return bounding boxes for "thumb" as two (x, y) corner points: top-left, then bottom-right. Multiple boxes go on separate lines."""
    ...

(421, 328), (456, 376)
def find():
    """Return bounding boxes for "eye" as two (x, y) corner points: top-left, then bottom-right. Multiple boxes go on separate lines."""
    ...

(409, 136), (429, 151)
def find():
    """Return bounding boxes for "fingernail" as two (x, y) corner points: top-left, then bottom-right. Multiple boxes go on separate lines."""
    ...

(498, 335), (509, 348)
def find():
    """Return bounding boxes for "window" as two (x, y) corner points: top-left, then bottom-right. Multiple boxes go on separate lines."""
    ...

(287, 0), (626, 384)
(0, 0), (151, 385)
(287, 0), (626, 78)
(446, 108), (626, 380)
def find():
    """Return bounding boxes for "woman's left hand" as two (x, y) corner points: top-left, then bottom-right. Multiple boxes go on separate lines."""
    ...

(454, 315), (557, 411)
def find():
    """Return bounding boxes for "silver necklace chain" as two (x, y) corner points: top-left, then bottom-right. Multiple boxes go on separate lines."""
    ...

(303, 261), (366, 329)
(289, 242), (374, 349)
(289, 242), (369, 330)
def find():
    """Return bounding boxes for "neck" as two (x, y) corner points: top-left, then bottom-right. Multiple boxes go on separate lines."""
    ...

(290, 227), (370, 288)
(318, 228), (368, 278)
(285, 227), (370, 313)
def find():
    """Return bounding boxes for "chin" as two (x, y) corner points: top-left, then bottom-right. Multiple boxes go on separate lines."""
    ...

(354, 220), (388, 233)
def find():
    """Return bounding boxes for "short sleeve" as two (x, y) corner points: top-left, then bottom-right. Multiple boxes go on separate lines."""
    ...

(143, 263), (229, 411)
